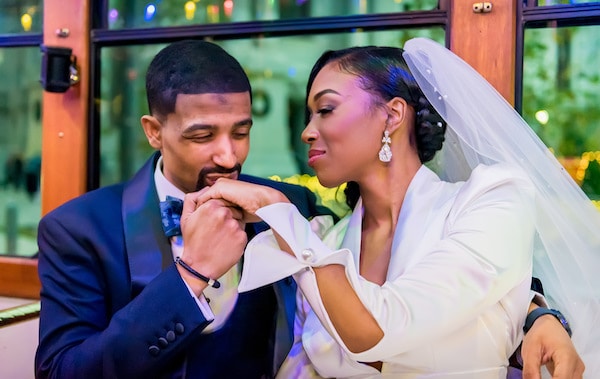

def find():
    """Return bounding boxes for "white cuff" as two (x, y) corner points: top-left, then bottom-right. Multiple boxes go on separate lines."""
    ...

(239, 203), (343, 292)
(181, 272), (215, 322)
(530, 290), (548, 308)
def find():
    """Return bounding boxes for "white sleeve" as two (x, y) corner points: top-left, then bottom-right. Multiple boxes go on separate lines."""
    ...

(239, 205), (361, 357)
(241, 204), (389, 361)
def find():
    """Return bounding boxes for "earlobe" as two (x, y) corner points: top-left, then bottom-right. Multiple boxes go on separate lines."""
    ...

(141, 115), (163, 149)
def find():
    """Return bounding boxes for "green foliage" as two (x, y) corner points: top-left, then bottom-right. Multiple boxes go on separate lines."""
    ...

(581, 159), (600, 200)
(522, 26), (600, 199)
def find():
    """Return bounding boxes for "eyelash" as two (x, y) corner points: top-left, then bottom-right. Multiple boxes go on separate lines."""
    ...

(316, 107), (333, 115)
(191, 135), (211, 142)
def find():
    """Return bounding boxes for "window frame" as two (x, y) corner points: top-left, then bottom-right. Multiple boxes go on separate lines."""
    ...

(5, 0), (600, 300)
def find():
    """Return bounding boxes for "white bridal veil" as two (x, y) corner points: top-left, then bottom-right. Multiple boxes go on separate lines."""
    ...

(403, 37), (600, 376)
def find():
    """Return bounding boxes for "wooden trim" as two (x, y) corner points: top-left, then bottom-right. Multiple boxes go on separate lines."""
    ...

(0, 257), (40, 299)
(41, 0), (91, 216)
(449, 0), (517, 105)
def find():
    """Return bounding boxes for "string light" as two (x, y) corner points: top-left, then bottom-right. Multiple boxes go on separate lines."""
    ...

(224, 0), (234, 17)
(207, 5), (219, 23)
(145, 4), (156, 21)
(21, 13), (32, 32)
(184, 1), (196, 20)
(108, 8), (119, 24)
(535, 109), (549, 125)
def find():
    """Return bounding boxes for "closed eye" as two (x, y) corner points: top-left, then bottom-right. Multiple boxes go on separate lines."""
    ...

(232, 126), (251, 139)
(189, 134), (212, 142)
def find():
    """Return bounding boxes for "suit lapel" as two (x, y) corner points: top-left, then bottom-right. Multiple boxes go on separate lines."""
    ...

(122, 152), (173, 298)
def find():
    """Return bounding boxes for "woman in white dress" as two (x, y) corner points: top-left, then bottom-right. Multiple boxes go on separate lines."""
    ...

(192, 38), (599, 378)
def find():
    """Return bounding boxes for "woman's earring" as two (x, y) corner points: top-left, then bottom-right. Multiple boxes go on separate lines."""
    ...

(379, 130), (392, 162)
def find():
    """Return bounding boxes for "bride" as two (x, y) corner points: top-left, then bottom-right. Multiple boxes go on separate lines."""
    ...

(193, 38), (599, 378)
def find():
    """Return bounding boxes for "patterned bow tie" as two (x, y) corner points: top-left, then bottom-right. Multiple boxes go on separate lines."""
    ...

(160, 196), (184, 237)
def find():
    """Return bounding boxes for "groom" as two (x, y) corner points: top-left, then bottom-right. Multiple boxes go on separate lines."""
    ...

(35, 39), (332, 378)
(35, 40), (582, 379)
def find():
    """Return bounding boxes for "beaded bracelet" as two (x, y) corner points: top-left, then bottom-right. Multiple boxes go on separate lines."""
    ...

(175, 257), (221, 288)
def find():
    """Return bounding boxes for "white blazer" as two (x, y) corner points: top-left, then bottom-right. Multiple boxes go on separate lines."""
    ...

(240, 164), (536, 379)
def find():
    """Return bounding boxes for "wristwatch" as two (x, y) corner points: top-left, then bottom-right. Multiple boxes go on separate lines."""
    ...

(523, 307), (572, 337)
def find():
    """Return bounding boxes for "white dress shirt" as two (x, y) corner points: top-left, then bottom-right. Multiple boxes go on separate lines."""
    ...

(154, 157), (239, 332)
(240, 163), (536, 378)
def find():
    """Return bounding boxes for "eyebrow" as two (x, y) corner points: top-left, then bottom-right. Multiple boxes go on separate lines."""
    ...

(312, 89), (340, 102)
(233, 118), (253, 128)
(183, 118), (253, 134)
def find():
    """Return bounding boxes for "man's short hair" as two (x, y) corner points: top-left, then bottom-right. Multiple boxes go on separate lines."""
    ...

(145, 40), (252, 118)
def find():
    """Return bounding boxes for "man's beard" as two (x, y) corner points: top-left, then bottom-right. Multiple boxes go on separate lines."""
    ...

(195, 163), (242, 191)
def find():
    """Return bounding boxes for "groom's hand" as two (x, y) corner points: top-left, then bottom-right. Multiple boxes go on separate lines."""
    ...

(178, 195), (247, 295)
(521, 314), (584, 379)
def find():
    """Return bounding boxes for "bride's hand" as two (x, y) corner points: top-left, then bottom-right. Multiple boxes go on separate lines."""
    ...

(194, 178), (290, 223)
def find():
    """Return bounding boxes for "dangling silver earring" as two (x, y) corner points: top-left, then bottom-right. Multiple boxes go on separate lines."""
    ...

(379, 130), (392, 163)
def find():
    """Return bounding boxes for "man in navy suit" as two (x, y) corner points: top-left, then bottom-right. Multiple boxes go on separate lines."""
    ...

(35, 40), (583, 379)
(35, 40), (331, 379)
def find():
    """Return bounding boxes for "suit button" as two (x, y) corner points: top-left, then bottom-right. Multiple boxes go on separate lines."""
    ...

(166, 330), (176, 342)
(175, 323), (185, 334)
(301, 248), (315, 262)
(158, 337), (168, 347)
(148, 345), (160, 356)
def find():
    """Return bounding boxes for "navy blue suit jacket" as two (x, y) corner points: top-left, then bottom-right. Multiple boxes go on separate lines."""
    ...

(35, 152), (333, 379)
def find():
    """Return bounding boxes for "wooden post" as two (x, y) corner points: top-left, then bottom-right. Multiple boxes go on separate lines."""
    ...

(449, 0), (517, 105)
(41, 0), (90, 215)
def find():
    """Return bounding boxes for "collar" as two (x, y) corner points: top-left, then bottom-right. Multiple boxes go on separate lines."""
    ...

(154, 156), (186, 202)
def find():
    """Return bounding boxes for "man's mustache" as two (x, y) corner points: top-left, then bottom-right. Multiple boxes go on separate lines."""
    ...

(195, 163), (242, 190)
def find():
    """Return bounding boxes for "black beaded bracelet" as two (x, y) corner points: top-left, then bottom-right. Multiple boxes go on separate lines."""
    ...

(175, 257), (221, 289)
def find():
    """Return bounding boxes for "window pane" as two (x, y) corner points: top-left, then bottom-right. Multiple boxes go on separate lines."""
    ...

(0, 47), (42, 257)
(0, 0), (42, 34)
(535, 1), (600, 6)
(99, 28), (445, 185)
(522, 24), (600, 202)
(106, 0), (439, 29)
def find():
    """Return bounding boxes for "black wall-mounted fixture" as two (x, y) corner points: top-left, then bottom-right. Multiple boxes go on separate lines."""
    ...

(40, 45), (80, 93)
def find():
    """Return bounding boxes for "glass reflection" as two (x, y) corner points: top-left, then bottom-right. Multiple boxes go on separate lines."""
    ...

(535, 0), (600, 5)
(106, 0), (439, 29)
(0, 0), (42, 34)
(98, 28), (445, 186)
(522, 24), (600, 201)
(0, 47), (42, 257)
